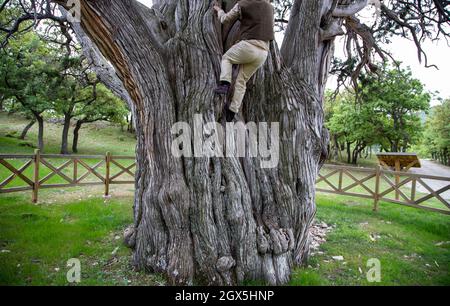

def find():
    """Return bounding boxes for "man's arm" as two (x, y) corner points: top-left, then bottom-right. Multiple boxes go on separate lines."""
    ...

(214, 3), (240, 24)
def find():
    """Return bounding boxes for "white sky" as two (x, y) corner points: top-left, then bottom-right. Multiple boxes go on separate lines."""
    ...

(138, 0), (449, 104)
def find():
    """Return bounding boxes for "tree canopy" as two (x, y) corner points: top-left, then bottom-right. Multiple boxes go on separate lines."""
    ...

(0, 23), (129, 153)
(1, 1), (449, 92)
(326, 65), (431, 163)
(422, 99), (450, 165)
(359, 65), (431, 152)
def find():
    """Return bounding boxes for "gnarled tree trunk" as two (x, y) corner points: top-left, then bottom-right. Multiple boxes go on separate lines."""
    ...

(31, 110), (44, 151)
(70, 0), (367, 285)
(72, 119), (86, 153)
(60, 113), (72, 154)
(19, 119), (36, 140)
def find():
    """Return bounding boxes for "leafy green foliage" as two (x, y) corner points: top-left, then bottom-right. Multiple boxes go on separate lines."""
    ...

(326, 91), (380, 164)
(0, 31), (56, 115)
(359, 65), (431, 152)
(0, 28), (129, 153)
(326, 65), (431, 164)
(74, 84), (128, 126)
(421, 99), (450, 165)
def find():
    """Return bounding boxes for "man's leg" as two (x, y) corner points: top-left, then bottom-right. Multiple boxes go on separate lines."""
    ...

(228, 50), (268, 114)
(216, 41), (259, 95)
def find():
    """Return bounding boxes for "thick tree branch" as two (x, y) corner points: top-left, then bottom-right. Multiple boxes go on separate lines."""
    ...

(333, 0), (368, 17)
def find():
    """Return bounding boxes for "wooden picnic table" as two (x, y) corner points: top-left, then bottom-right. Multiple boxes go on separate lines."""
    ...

(376, 153), (421, 200)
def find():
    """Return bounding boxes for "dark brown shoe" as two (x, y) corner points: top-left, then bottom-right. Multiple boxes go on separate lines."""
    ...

(214, 83), (230, 95)
(225, 106), (236, 122)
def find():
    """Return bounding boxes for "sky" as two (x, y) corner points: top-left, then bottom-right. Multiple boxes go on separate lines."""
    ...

(137, 0), (449, 104)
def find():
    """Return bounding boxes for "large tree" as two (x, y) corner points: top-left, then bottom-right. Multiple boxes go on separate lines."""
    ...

(359, 66), (430, 152)
(422, 99), (450, 166)
(326, 91), (381, 164)
(326, 66), (431, 164)
(1, 0), (448, 285)
(72, 83), (128, 153)
(50, 56), (99, 155)
(0, 31), (55, 151)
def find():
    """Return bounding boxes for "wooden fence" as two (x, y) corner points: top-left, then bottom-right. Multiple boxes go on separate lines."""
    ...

(0, 150), (135, 203)
(1, 151), (449, 215)
(317, 164), (450, 215)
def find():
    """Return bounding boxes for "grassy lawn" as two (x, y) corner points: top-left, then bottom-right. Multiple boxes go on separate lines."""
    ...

(328, 153), (380, 168)
(0, 189), (448, 285)
(0, 112), (136, 155)
(291, 194), (450, 286)
(0, 187), (164, 285)
(0, 112), (449, 285)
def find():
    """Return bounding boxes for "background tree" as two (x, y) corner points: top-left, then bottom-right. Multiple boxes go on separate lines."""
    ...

(326, 91), (381, 164)
(359, 65), (431, 152)
(72, 84), (128, 153)
(1, 0), (448, 285)
(49, 57), (98, 154)
(327, 66), (431, 163)
(1, 97), (37, 140)
(0, 32), (55, 150)
(422, 99), (450, 166)
(0, 20), (128, 154)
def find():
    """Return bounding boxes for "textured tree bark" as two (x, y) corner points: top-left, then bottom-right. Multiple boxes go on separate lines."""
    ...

(33, 112), (44, 151)
(70, 0), (366, 285)
(60, 113), (71, 154)
(72, 119), (85, 153)
(19, 119), (36, 140)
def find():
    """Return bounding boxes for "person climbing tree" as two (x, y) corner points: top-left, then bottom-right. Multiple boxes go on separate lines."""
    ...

(213, 0), (275, 122)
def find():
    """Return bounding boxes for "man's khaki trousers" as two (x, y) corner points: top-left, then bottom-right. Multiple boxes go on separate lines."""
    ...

(220, 40), (268, 113)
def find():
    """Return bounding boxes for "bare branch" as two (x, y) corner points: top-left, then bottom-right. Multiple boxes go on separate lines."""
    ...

(333, 0), (368, 17)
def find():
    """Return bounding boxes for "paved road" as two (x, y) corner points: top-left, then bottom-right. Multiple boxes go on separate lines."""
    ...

(408, 160), (450, 200)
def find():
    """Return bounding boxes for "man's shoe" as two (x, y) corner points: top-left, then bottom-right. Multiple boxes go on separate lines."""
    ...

(214, 83), (230, 95)
(225, 107), (236, 122)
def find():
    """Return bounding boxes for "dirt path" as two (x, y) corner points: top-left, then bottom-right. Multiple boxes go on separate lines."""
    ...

(408, 160), (450, 200)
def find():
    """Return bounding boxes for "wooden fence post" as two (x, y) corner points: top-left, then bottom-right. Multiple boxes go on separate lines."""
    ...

(73, 158), (78, 184)
(105, 152), (111, 197)
(373, 165), (381, 212)
(338, 169), (343, 192)
(395, 159), (400, 200)
(32, 149), (40, 203)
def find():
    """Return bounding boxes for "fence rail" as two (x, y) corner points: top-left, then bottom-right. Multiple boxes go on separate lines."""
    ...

(0, 150), (135, 203)
(317, 164), (450, 215)
(1, 151), (449, 215)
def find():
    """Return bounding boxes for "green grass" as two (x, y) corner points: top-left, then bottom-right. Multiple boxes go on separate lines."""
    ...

(328, 153), (380, 168)
(1, 190), (448, 286)
(0, 112), (136, 155)
(291, 194), (450, 286)
(0, 112), (157, 285)
(0, 189), (163, 285)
